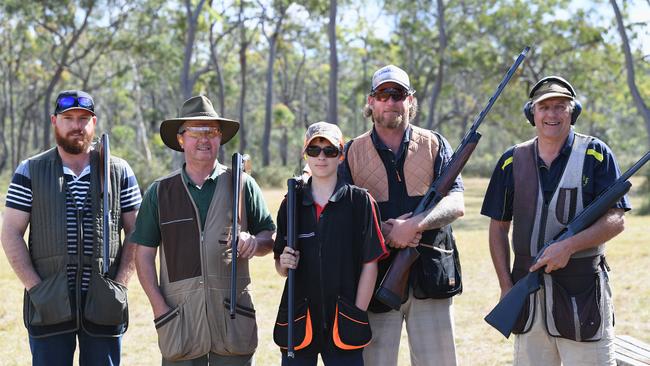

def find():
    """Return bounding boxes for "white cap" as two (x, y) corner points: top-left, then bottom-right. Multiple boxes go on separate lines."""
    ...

(371, 65), (413, 93)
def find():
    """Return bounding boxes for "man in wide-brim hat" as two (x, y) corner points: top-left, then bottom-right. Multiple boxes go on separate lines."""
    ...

(133, 95), (276, 365)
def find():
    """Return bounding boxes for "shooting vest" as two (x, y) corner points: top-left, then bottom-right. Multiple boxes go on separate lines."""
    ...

(347, 126), (462, 312)
(24, 147), (126, 337)
(153, 165), (257, 361)
(346, 125), (438, 202)
(511, 134), (608, 341)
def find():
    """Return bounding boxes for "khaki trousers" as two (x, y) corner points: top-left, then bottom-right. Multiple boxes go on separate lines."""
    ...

(513, 282), (615, 366)
(363, 294), (457, 366)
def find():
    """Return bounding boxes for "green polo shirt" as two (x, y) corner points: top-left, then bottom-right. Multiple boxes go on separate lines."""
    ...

(132, 165), (276, 247)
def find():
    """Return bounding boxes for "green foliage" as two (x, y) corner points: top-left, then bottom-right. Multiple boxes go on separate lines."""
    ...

(251, 164), (298, 188)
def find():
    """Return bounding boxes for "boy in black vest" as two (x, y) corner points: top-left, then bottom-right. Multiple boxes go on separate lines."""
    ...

(274, 122), (389, 366)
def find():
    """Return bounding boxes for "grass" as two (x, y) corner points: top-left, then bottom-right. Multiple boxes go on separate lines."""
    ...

(0, 177), (648, 365)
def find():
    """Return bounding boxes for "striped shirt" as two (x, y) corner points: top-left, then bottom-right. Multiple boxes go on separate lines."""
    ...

(6, 158), (142, 291)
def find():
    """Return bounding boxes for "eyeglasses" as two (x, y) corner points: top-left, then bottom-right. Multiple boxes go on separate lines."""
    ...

(305, 145), (340, 158)
(56, 96), (94, 111)
(371, 88), (410, 102)
(179, 126), (222, 139)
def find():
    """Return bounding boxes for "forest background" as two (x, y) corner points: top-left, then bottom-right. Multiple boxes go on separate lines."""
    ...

(0, 0), (648, 192)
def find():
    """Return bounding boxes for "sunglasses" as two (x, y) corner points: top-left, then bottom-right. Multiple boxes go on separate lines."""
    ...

(305, 145), (340, 158)
(179, 126), (222, 139)
(57, 96), (94, 111)
(371, 88), (410, 102)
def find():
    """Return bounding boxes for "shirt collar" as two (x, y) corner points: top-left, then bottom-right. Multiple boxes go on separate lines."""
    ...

(301, 176), (348, 206)
(181, 163), (222, 187)
(370, 125), (411, 151)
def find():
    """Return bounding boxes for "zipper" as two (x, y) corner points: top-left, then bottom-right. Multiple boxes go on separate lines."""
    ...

(316, 206), (328, 334)
(536, 202), (549, 253)
(571, 296), (581, 341)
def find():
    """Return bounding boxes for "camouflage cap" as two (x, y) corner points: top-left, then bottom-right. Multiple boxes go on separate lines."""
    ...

(303, 121), (343, 151)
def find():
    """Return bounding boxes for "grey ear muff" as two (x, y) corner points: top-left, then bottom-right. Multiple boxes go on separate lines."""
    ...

(523, 76), (582, 126)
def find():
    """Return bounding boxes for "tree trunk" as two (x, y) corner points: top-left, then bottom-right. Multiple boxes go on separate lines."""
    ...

(262, 34), (278, 166)
(180, 0), (206, 100)
(426, 0), (447, 131)
(327, 0), (338, 124)
(130, 57), (152, 163)
(610, 0), (650, 147)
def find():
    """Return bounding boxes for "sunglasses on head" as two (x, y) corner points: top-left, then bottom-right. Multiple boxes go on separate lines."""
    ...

(371, 88), (410, 102)
(305, 145), (340, 158)
(179, 126), (222, 139)
(57, 96), (94, 111)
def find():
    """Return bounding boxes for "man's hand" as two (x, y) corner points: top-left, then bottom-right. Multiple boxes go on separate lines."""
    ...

(153, 302), (173, 319)
(384, 213), (422, 248)
(499, 282), (514, 300)
(278, 246), (300, 277)
(529, 240), (573, 273)
(237, 231), (257, 259)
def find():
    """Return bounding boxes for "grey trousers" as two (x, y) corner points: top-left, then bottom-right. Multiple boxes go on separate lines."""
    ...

(363, 294), (457, 366)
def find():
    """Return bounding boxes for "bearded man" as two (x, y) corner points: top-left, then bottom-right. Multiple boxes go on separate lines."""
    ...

(339, 65), (465, 366)
(1, 90), (142, 365)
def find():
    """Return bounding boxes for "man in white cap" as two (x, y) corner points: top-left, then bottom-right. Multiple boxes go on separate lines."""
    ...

(339, 65), (465, 366)
(481, 76), (629, 365)
(132, 95), (276, 365)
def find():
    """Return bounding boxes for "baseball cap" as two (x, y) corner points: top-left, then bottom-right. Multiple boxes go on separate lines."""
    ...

(303, 122), (344, 151)
(371, 65), (414, 93)
(531, 80), (574, 105)
(54, 90), (96, 115)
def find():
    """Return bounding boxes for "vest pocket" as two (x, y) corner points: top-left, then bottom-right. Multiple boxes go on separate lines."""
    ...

(26, 270), (72, 326)
(412, 228), (462, 299)
(84, 273), (128, 326)
(545, 273), (603, 341)
(156, 292), (210, 361)
(218, 290), (258, 355)
(332, 296), (372, 350)
(273, 298), (313, 351)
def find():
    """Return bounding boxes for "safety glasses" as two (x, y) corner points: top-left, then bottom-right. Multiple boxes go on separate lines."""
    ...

(56, 96), (94, 111)
(305, 145), (340, 158)
(179, 126), (222, 139)
(371, 88), (410, 102)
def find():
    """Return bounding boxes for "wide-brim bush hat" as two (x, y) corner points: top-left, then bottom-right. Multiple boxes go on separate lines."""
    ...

(160, 95), (239, 151)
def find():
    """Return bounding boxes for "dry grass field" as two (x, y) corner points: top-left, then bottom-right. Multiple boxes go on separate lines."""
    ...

(0, 177), (648, 365)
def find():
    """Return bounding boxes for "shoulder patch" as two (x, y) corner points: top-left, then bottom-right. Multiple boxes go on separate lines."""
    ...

(586, 148), (603, 163)
(501, 156), (513, 171)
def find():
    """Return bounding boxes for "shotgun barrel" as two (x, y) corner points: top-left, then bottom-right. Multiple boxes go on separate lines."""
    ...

(101, 133), (111, 276)
(286, 178), (299, 358)
(230, 153), (244, 319)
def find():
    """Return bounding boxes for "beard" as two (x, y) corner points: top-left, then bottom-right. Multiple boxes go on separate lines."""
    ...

(372, 109), (405, 129)
(55, 126), (94, 154)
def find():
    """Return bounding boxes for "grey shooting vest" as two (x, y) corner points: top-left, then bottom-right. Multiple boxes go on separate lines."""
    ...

(511, 134), (608, 341)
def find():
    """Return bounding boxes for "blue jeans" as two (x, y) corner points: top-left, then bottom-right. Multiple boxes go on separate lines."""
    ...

(29, 330), (121, 366)
(281, 350), (363, 366)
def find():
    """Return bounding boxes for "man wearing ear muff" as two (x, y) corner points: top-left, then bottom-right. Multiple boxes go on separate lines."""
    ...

(480, 76), (630, 365)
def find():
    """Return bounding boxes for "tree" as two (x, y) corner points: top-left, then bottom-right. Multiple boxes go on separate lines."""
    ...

(610, 0), (650, 147)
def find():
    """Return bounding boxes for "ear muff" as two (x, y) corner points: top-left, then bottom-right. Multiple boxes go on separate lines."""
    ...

(523, 76), (582, 126)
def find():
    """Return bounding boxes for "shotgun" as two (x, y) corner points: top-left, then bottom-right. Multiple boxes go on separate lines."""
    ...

(375, 46), (530, 310)
(229, 152), (245, 319)
(484, 151), (650, 338)
(100, 133), (111, 276)
(286, 178), (299, 359)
